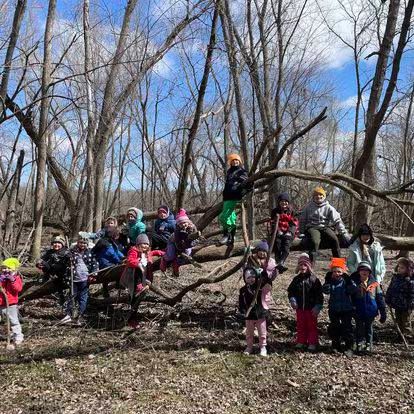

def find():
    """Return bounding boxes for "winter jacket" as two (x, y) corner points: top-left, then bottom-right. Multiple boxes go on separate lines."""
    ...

(38, 247), (71, 279)
(126, 212), (146, 244)
(351, 274), (386, 319)
(222, 166), (250, 201)
(270, 206), (299, 235)
(385, 274), (414, 311)
(287, 272), (324, 310)
(124, 247), (165, 282)
(70, 246), (99, 283)
(347, 239), (386, 283)
(0, 272), (23, 307)
(92, 238), (124, 269)
(154, 213), (176, 237)
(299, 200), (347, 235)
(322, 272), (354, 313)
(173, 224), (199, 253)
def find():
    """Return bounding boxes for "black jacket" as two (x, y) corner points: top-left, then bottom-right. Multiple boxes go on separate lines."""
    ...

(287, 271), (323, 310)
(222, 166), (250, 201)
(39, 248), (71, 279)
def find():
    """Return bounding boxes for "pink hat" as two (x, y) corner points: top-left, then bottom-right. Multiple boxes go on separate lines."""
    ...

(296, 255), (313, 273)
(176, 208), (191, 225)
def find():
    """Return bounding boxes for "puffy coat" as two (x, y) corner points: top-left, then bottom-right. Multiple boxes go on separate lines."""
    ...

(222, 166), (250, 201)
(154, 213), (176, 236)
(299, 200), (347, 234)
(38, 247), (71, 279)
(270, 206), (299, 235)
(125, 247), (164, 282)
(352, 274), (386, 319)
(127, 211), (146, 244)
(70, 246), (99, 282)
(0, 272), (23, 306)
(288, 272), (324, 310)
(322, 272), (354, 313)
(347, 239), (386, 283)
(385, 274), (414, 311)
(92, 238), (124, 269)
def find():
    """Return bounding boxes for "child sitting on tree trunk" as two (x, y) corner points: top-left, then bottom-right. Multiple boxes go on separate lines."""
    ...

(218, 153), (251, 246)
(323, 257), (355, 357)
(239, 266), (273, 357)
(351, 261), (386, 354)
(151, 205), (176, 250)
(288, 255), (323, 352)
(385, 257), (414, 337)
(159, 209), (200, 277)
(121, 233), (164, 329)
(0, 258), (24, 346)
(270, 192), (298, 273)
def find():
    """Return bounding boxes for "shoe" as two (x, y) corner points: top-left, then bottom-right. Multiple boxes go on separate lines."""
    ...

(243, 347), (253, 355)
(60, 315), (72, 324)
(295, 343), (305, 350)
(355, 343), (363, 354)
(135, 284), (149, 298)
(218, 232), (229, 246)
(159, 259), (167, 272)
(259, 346), (267, 357)
(128, 317), (140, 329)
(14, 338), (24, 346)
(76, 316), (86, 326)
(276, 263), (288, 273)
(307, 344), (317, 352)
(364, 344), (373, 354)
(344, 349), (354, 358)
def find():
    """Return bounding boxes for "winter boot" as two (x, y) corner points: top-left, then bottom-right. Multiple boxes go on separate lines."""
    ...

(276, 262), (288, 273)
(218, 231), (229, 246)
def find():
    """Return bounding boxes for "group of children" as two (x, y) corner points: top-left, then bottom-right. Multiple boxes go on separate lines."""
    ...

(1, 153), (413, 353)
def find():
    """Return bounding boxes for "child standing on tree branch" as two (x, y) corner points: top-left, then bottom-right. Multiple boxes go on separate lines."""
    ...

(218, 153), (251, 246)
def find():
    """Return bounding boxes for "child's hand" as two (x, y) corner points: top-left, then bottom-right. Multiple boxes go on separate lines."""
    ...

(289, 298), (297, 310)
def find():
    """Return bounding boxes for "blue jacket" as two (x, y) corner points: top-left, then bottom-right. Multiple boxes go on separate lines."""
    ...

(385, 274), (414, 311)
(351, 273), (385, 319)
(92, 238), (124, 269)
(322, 272), (354, 313)
(154, 213), (176, 236)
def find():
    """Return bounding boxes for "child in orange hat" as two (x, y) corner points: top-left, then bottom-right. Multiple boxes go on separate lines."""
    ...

(218, 153), (252, 246)
(322, 257), (355, 356)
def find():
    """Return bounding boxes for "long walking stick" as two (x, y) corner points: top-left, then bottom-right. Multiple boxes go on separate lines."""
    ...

(245, 214), (280, 318)
(388, 306), (409, 350)
(66, 237), (75, 318)
(0, 285), (13, 350)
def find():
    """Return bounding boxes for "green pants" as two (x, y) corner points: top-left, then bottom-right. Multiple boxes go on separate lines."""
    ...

(219, 200), (238, 231)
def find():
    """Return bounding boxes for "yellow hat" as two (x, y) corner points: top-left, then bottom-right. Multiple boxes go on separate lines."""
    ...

(227, 153), (242, 165)
(313, 186), (326, 197)
(1, 257), (21, 271)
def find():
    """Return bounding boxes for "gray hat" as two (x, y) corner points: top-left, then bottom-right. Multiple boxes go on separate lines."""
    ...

(51, 235), (66, 246)
(136, 233), (150, 245)
(357, 261), (372, 272)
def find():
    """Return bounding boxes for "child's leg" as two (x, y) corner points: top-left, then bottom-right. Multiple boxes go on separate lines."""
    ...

(245, 320), (255, 350)
(306, 228), (321, 263)
(274, 236), (283, 262)
(341, 312), (354, 350)
(327, 310), (341, 348)
(365, 318), (374, 347)
(395, 309), (409, 333)
(355, 317), (364, 348)
(77, 281), (89, 315)
(296, 309), (307, 344)
(7, 305), (24, 343)
(305, 310), (318, 346)
(256, 319), (267, 347)
(321, 227), (341, 258)
(219, 200), (238, 233)
(279, 235), (292, 264)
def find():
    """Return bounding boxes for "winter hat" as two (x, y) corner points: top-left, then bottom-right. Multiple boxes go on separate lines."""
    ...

(1, 257), (21, 271)
(176, 208), (191, 225)
(313, 187), (326, 197)
(243, 267), (258, 283)
(357, 261), (372, 272)
(357, 223), (374, 244)
(136, 233), (150, 245)
(105, 216), (118, 226)
(77, 233), (89, 242)
(227, 153), (242, 165)
(254, 240), (269, 253)
(330, 257), (347, 271)
(157, 205), (169, 215)
(127, 207), (143, 221)
(277, 192), (290, 203)
(297, 255), (313, 272)
(51, 235), (65, 246)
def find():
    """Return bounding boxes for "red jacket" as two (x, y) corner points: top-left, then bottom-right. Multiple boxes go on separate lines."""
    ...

(270, 207), (299, 235)
(0, 273), (23, 307)
(126, 248), (164, 281)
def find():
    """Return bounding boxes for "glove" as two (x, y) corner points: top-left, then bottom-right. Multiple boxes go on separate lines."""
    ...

(4, 273), (16, 282)
(311, 305), (322, 317)
(289, 298), (298, 310)
(298, 233), (305, 239)
(379, 310), (387, 324)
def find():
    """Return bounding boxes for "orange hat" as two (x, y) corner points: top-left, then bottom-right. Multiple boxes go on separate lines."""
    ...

(313, 186), (326, 197)
(330, 257), (347, 271)
(227, 153), (242, 165)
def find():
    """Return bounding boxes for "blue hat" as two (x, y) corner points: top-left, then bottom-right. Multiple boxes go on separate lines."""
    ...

(277, 192), (290, 203)
(255, 240), (269, 253)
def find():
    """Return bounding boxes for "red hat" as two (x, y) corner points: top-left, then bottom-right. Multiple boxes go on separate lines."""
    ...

(176, 208), (191, 225)
(330, 257), (347, 271)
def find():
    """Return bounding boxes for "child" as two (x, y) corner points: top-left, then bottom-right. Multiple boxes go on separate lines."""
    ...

(299, 187), (350, 264)
(61, 235), (99, 325)
(160, 209), (200, 277)
(152, 205), (176, 250)
(36, 235), (71, 305)
(352, 261), (386, 353)
(287, 255), (323, 351)
(0, 258), (24, 346)
(125, 207), (146, 246)
(385, 257), (414, 335)
(218, 153), (251, 246)
(270, 192), (298, 273)
(323, 257), (355, 356)
(121, 233), (164, 328)
(239, 267), (272, 356)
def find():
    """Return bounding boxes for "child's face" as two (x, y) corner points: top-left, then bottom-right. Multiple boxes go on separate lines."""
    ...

(77, 240), (88, 250)
(127, 213), (136, 222)
(397, 263), (409, 275)
(245, 274), (256, 285)
(313, 193), (325, 204)
(158, 211), (168, 220)
(137, 243), (150, 253)
(178, 221), (190, 230)
(106, 219), (116, 228)
(332, 268), (343, 279)
(298, 264), (308, 274)
(359, 269), (370, 281)
(360, 234), (370, 244)
(279, 200), (289, 209)
(52, 242), (63, 251)
(230, 159), (240, 167)
(256, 250), (267, 260)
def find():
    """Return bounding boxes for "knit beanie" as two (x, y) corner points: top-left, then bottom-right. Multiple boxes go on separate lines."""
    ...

(297, 255), (313, 273)
(1, 257), (21, 271)
(227, 153), (242, 165)
(243, 267), (258, 283)
(277, 192), (290, 203)
(77, 233), (89, 242)
(313, 187), (326, 197)
(51, 235), (65, 246)
(158, 205), (169, 215)
(357, 261), (372, 272)
(176, 208), (191, 225)
(255, 240), (269, 253)
(330, 257), (347, 271)
(136, 233), (150, 245)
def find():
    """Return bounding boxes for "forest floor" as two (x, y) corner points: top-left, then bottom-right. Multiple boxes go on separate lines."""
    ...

(1, 251), (414, 414)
